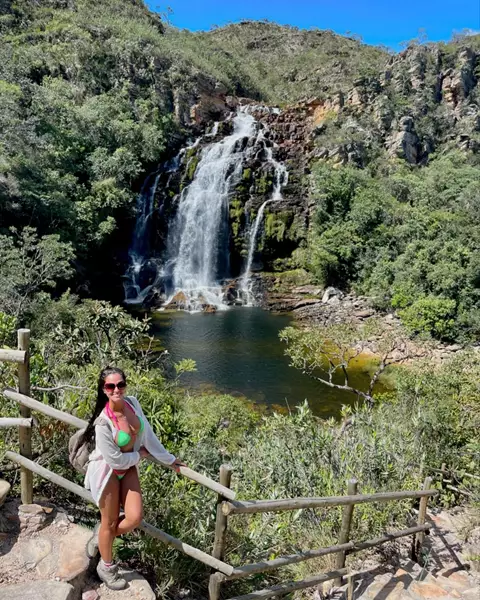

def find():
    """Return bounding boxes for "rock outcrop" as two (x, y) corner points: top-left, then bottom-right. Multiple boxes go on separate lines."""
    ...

(255, 43), (480, 168)
(0, 499), (155, 600)
(387, 116), (420, 163)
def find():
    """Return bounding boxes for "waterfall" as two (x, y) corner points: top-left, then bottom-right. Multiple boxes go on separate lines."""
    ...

(165, 110), (256, 311)
(123, 156), (179, 304)
(240, 137), (288, 303)
(124, 104), (288, 311)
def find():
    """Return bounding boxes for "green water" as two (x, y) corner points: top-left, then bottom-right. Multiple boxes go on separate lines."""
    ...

(151, 307), (380, 418)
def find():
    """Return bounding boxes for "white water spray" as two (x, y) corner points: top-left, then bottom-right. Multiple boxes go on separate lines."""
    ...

(123, 155), (181, 304)
(165, 111), (257, 311)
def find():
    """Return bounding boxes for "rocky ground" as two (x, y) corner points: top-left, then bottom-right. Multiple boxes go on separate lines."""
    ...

(330, 507), (480, 600)
(0, 490), (155, 600)
(254, 274), (471, 364)
(1, 479), (479, 600)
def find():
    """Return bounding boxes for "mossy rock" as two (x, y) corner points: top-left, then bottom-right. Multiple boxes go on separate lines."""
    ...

(229, 197), (246, 248)
(264, 209), (303, 242)
(242, 168), (252, 181)
(185, 154), (200, 180)
(255, 174), (273, 195)
(185, 146), (199, 160)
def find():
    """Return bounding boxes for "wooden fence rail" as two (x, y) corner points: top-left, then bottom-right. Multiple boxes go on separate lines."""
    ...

(1, 329), (439, 600)
(0, 349), (27, 364)
(227, 569), (349, 600)
(214, 524), (430, 583)
(0, 417), (33, 428)
(222, 488), (438, 516)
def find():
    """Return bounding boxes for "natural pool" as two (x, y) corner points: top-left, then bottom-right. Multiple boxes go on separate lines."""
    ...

(151, 307), (383, 419)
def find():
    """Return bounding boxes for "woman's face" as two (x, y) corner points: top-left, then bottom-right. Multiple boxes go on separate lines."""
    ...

(103, 373), (127, 404)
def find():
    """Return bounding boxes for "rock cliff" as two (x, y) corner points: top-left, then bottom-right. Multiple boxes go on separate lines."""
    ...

(145, 39), (478, 302)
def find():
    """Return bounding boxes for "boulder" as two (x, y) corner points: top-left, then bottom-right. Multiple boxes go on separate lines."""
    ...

(355, 309), (375, 319)
(322, 286), (344, 304)
(222, 282), (238, 304)
(203, 304), (217, 314)
(0, 581), (74, 600)
(292, 285), (323, 295)
(165, 291), (188, 310)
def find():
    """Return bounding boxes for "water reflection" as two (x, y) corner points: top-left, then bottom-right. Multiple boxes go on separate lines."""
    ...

(151, 308), (379, 419)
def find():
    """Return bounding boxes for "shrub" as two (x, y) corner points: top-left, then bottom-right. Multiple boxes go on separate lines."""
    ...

(399, 296), (457, 339)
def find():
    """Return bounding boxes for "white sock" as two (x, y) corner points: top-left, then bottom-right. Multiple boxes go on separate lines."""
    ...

(101, 559), (114, 569)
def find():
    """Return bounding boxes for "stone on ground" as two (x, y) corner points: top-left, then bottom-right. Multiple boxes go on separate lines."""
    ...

(56, 526), (92, 581)
(19, 536), (53, 569)
(15, 523), (91, 584)
(0, 581), (74, 600)
(84, 567), (155, 599)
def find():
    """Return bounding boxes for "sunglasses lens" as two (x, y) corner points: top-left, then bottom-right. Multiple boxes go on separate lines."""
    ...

(105, 382), (126, 391)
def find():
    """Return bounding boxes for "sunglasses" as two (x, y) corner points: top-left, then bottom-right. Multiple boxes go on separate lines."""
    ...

(104, 381), (127, 391)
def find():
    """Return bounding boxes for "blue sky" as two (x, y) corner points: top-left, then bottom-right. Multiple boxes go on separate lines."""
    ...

(147, 0), (480, 50)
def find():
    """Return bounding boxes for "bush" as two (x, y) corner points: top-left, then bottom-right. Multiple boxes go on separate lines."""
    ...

(399, 296), (457, 339)
(305, 153), (480, 341)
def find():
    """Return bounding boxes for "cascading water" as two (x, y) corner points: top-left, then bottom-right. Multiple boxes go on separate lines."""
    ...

(124, 105), (288, 311)
(240, 135), (288, 303)
(123, 156), (179, 304)
(164, 110), (257, 311)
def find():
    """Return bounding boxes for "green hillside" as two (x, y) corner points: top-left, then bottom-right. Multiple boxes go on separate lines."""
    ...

(164, 20), (387, 103)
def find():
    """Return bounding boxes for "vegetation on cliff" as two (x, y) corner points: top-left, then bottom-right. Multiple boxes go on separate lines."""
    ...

(165, 20), (386, 103)
(1, 1), (479, 335)
(293, 151), (480, 341)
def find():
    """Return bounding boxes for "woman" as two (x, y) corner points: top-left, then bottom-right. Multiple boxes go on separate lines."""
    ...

(83, 366), (185, 590)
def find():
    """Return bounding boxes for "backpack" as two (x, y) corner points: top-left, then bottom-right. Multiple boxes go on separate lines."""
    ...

(68, 428), (92, 474)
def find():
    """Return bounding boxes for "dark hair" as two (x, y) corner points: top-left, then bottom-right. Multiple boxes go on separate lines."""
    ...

(81, 366), (127, 447)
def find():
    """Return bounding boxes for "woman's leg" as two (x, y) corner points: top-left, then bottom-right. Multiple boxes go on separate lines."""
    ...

(116, 466), (143, 536)
(98, 473), (121, 563)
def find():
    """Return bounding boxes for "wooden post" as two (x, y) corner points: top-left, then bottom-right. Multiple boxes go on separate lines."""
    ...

(347, 574), (355, 600)
(440, 463), (447, 488)
(413, 477), (432, 563)
(334, 478), (358, 585)
(17, 328), (33, 504)
(209, 464), (233, 600)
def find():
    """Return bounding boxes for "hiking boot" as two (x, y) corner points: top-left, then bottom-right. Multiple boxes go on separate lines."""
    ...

(96, 560), (127, 591)
(86, 522), (100, 558)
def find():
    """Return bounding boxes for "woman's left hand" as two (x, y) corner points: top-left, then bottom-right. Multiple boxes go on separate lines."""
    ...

(139, 446), (151, 459)
(171, 458), (186, 473)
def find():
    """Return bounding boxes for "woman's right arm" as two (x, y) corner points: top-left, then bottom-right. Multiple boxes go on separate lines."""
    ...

(95, 423), (140, 470)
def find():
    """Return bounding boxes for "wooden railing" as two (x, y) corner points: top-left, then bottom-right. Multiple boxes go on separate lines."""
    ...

(1, 329), (439, 600)
(428, 463), (480, 500)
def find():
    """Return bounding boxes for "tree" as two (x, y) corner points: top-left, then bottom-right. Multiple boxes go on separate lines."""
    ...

(0, 227), (75, 318)
(280, 319), (423, 407)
